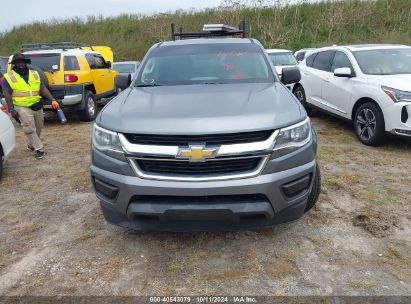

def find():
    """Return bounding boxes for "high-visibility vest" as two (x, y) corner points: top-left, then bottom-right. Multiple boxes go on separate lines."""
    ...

(3, 70), (41, 107)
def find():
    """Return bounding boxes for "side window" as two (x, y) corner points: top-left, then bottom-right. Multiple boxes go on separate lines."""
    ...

(312, 51), (335, 72)
(306, 53), (317, 67)
(85, 54), (97, 69)
(64, 56), (80, 71)
(296, 52), (305, 62)
(331, 51), (353, 73)
(94, 55), (107, 69)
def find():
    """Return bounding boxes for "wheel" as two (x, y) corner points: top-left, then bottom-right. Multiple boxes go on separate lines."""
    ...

(304, 163), (321, 213)
(293, 85), (311, 114)
(77, 91), (97, 122)
(354, 102), (385, 146)
(114, 86), (122, 96)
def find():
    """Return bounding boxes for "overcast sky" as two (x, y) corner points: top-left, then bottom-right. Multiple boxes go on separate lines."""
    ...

(1, 0), (225, 33)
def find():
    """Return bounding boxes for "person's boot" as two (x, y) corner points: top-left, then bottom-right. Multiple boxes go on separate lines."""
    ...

(35, 150), (46, 160)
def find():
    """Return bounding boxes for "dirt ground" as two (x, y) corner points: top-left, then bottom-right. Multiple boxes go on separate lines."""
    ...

(0, 109), (410, 296)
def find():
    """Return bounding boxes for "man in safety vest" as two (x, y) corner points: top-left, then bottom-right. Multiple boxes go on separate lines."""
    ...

(2, 53), (59, 160)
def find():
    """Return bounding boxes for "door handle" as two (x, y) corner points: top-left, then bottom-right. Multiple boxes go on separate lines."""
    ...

(324, 78), (330, 83)
(100, 74), (105, 76)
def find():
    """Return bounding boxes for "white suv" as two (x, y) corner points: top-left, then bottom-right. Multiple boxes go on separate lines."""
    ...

(293, 44), (411, 145)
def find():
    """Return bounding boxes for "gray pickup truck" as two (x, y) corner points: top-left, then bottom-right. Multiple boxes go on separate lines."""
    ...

(90, 33), (320, 231)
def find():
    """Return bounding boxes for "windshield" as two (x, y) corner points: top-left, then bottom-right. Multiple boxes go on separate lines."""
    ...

(136, 43), (273, 86)
(24, 54), (61, 71)
(353, 48), (411, 75)
(113, 63), (137, 73)
(268, 52), (298, 66)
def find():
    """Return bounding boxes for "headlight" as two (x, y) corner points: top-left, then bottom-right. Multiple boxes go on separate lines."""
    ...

(382, 86), (411, 103)
(271, 117), (311, 158)
(92, 124), (123, 152)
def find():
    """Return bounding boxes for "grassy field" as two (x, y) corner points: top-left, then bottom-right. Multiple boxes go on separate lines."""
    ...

(0, 0), (410, 297)
(0, 111), (409, 295)
(0, 0), (410, 60)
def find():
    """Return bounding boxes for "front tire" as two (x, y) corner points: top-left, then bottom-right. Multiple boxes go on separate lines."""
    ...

(114, 86), (122, 96)
(293, 86), (311, 114)
(304, 163), (321, 213)
(354, 102), (385, 146)
(77, 91), (97, 122)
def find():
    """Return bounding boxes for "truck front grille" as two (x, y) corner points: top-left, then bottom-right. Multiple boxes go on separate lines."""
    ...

(124, 130), (273, 146)
(136, 157), (262, 176)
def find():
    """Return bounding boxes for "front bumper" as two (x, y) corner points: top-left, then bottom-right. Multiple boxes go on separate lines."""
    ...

(92, 160), (316, 232)
(385, 102), (411, 136)
(90, 132), (318, 232)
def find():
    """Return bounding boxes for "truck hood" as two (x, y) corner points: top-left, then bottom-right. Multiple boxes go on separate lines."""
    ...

(367, 74), (411, 91)
(98, 82), (303, 135)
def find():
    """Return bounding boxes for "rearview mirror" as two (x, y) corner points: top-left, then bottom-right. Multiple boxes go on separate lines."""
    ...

(281, 67), (301, 85)
(106, 61), (112, 68)
(334, 67), (354, 77)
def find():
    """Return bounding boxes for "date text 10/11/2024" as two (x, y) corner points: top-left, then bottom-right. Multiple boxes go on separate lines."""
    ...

(149, 296), (257, 303)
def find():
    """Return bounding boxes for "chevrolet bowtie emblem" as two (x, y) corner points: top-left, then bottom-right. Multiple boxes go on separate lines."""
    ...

(177, 145), (218, 162)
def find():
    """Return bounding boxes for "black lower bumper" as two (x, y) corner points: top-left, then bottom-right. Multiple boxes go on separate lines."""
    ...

(100, 198), (307, 232)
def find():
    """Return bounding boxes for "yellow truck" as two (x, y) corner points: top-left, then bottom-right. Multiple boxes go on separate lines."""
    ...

(6, 43), (128, 121)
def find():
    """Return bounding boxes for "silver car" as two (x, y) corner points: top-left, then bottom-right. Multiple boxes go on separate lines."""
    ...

(91, 38), (321, 231)
(266, 49), (299, 89)
(112, 61), (140, 81)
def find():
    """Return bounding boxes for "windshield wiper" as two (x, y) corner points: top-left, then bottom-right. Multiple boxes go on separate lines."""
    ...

(136, 83), (162, 87)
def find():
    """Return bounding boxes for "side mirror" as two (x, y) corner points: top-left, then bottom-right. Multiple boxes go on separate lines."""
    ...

(281, 66), (301, 85)
(334, 67), (354, 77)
(106, 61), (112, 68)
(48, 64), (59, 74)
(115, 74), (132, 90)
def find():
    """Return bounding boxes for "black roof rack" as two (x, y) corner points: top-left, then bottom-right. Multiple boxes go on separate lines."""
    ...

(21, 42), (87, 52)
(171, 21), (246, 41)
